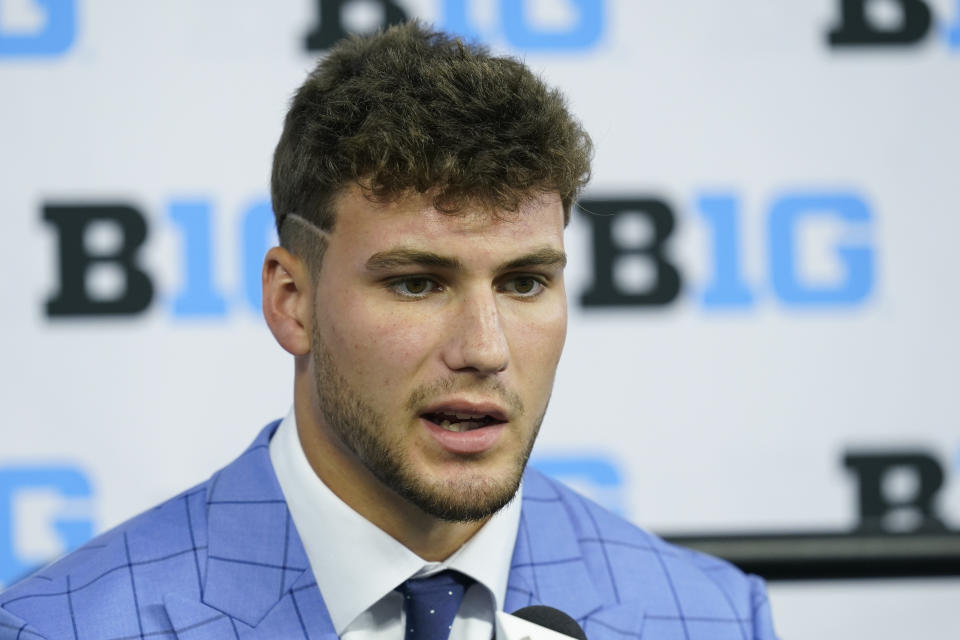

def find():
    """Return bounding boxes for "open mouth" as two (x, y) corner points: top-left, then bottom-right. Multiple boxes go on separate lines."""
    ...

(421, 412), (504, 433)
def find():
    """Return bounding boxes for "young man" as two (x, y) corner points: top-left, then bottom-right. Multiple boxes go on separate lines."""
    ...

(0, 23), (777, 640)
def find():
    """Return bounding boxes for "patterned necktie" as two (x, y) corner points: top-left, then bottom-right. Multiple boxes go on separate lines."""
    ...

(399, 570), (473, 640)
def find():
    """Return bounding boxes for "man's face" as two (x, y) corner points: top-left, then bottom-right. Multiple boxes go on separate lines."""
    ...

(307, 186), (567, 522)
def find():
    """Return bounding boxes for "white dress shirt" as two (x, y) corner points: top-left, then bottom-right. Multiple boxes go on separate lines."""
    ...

(269, 409), (521, 639)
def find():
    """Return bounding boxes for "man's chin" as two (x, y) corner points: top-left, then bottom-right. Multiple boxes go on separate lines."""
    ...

(388, 468), (524, 523)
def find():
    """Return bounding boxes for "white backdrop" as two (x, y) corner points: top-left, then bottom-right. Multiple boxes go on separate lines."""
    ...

(2, 1), (959, 637)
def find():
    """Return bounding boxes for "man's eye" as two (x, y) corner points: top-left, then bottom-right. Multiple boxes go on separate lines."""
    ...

(389, 277), (439, 298)
(502, 276), (545, 297)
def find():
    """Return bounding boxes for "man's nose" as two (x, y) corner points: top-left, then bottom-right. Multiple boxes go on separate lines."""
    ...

(442, 290), (510, 375)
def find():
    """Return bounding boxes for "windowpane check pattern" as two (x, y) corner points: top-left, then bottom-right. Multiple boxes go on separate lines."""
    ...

(0, 422), (778, 639)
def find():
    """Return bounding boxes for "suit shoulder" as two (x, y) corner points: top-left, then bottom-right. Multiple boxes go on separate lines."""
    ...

(0, 421), (282, 639)
(0, 482), (210, 640)
(523, 468), (776, 637)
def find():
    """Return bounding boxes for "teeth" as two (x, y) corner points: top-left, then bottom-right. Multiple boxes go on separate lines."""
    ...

(439, 419), (463, 433)
(438, 419), (482, 433)
(454, 412), (482, 420)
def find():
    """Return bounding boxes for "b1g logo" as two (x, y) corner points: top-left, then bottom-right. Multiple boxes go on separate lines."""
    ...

(828, 0), (960, 48)
(0, 0), (76, 57)
(0, 466), (94, 587)
(42, 199), (275, 318)
(304, 0), (605, 52)
(579, 191), (875, 309)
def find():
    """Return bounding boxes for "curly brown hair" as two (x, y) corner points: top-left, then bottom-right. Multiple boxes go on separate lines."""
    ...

(271, 21), (592, 263)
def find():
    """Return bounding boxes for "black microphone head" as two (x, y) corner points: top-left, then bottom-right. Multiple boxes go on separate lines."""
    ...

(510, 605), (587, 640)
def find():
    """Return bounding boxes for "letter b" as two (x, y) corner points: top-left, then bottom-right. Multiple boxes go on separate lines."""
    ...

(579, 198), (681, 307)
(828, 0), (932, 46)
(304, 0), (408, 51)
(844, 451), (947, 532)
(44, 204), (154, 317)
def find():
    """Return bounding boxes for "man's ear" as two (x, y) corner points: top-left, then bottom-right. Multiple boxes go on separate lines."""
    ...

(262, 246), (312, 356)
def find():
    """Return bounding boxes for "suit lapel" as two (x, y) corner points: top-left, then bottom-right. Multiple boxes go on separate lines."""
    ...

(164, 426), (646, 639)
(506, 469), (605, 618)
(506, 469), (646, 639)
(163, 423), (337, 639)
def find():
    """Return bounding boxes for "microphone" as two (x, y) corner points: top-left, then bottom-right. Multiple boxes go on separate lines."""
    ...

(495, 606), (587, 640)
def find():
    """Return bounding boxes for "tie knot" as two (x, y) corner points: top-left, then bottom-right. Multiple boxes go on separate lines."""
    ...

(400, 570), (474, 640)
(400, 570), (472, 597)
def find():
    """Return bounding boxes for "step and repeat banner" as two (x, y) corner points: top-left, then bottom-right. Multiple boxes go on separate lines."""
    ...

(2, 1), (959, 637)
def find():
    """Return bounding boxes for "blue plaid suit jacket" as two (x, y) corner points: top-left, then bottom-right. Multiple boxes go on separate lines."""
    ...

(0, 422), (777, 639)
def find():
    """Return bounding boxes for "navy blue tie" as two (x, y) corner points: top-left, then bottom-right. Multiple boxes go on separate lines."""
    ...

(400, 570), (473, 640)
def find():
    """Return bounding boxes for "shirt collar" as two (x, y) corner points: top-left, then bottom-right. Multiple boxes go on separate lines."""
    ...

(269, 408), (521, 635)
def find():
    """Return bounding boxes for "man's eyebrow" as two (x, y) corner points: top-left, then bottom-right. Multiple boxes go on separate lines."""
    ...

(364, 246), (567, 273)
(498, 247), (567, 271)
(365, 249), (464, 272)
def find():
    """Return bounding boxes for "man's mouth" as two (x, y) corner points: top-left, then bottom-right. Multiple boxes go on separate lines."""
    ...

(418, 402), (510, 454)
(421, 411), (504, 433)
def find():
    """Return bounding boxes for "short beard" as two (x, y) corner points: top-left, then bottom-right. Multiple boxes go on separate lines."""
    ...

(311, 320), (543, 522)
